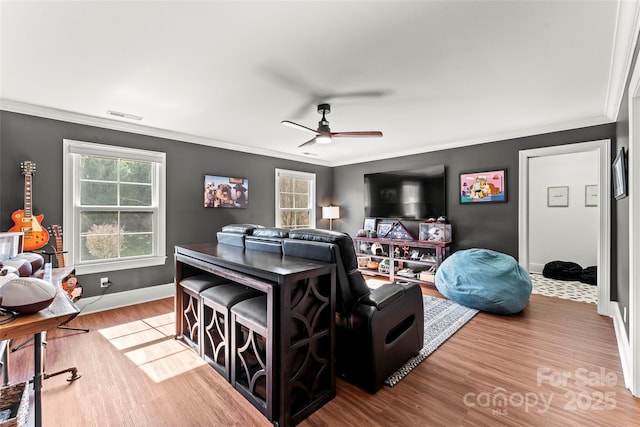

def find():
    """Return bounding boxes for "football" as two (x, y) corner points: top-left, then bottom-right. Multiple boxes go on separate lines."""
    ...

(0, 258), (32, 277)
(14, 252), (45, 273)
(0, 274), (57, 314)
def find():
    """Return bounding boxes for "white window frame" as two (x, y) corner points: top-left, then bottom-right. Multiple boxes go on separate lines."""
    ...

(63, 139), (166, 274)
(275, 168), (316, 229)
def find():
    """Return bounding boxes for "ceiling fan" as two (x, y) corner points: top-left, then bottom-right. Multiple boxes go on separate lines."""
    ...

(282, 104), (383, 148)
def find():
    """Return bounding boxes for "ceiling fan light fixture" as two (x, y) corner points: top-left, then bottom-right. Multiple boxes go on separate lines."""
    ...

(316, 134), (332, 144)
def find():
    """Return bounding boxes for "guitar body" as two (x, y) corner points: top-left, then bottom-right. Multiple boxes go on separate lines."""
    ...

(9, 209), (49, 251)
(50, 224), (82, 301)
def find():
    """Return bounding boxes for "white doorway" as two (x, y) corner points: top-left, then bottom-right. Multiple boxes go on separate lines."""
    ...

(518, 140), (611, 317)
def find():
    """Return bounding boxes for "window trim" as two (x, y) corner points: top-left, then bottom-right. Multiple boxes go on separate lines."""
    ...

(63, 139), (166, 274)
(275, 168), (316, 229)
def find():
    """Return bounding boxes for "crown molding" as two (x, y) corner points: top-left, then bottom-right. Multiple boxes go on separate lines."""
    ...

(0, 100), (616, 168)
(0, 99), (333, 167)
(605, 0), (640, 120)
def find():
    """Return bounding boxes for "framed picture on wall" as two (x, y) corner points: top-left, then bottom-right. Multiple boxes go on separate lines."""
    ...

(585, 185), (598, 207)
(204, 175), (248, 208)
(612, 148), (627, 200)
(459, 169), (506, 203)
(547, 186), (569, 207)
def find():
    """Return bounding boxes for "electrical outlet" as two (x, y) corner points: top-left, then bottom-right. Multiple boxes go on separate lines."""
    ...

(100, 277), (111, 288)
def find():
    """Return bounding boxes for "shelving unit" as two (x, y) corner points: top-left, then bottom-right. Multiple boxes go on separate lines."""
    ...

(352, 237), (452, 285)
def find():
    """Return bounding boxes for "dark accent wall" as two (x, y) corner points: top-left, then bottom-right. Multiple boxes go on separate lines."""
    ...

(612, 31), (640, 337)
(333, 124), (616, 260)
(0, 111), (332, 297)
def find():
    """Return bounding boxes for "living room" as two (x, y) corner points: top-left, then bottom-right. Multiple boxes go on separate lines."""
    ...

(1, 1), (640, 425)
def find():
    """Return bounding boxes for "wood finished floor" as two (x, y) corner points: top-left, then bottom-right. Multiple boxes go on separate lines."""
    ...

(7, 288), (640, 427)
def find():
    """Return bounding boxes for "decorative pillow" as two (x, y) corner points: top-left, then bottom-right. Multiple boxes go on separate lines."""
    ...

(0, 274), (57, 314)
(435, 248), (532, 314)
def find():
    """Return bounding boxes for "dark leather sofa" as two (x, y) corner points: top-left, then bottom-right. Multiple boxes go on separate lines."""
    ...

(217, 225), (424, 393)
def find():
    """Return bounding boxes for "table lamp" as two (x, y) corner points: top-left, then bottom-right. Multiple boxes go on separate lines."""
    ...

(322, 206), (340, 230)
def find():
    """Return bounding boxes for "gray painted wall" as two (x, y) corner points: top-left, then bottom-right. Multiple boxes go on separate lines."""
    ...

(0, 111), (332, 297)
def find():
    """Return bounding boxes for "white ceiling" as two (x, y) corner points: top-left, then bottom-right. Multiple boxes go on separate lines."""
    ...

(1, 1), (639, 166)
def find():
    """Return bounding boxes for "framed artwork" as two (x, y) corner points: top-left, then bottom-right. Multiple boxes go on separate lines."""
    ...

(547, 186), (569, 207)
(585, 185), (598, 207)
(613, 148), (627, 200)
(204, 175), (248, 208)
(363, 218), (377, 231)
(376, 220), (395, 237)
(459, 169), (506, 203)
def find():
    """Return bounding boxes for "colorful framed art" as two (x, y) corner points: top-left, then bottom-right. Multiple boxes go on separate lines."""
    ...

(459, 169), (506, 203)
(204, 175), (248, 208)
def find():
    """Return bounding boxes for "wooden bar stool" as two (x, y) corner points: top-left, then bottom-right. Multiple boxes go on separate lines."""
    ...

(178, 274), (229, 355)
(230, 295), (272, 419)
(200, 283), (261, 381)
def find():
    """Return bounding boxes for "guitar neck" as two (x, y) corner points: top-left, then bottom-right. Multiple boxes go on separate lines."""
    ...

(24, 173), (33, 218)
(51, 225), (66, 268)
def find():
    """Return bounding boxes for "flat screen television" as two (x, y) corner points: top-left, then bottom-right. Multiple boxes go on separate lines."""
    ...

(364, 165), (446, 219)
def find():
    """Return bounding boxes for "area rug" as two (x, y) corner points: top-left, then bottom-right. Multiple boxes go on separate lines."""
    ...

(530, 273), (597, 305)
(384, 295), (479, 387)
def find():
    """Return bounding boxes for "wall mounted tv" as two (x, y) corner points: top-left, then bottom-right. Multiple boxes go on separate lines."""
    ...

(364, 165), (446, 219)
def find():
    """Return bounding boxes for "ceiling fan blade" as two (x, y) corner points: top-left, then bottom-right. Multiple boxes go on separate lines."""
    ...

(332, 131), (383, 138)
(298, 137), (317, 148)
(281, 120), (320, 135)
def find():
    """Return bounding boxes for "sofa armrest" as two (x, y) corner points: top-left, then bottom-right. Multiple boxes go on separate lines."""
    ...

(359, 283), (407, 310)
(342, 282), (424, 392)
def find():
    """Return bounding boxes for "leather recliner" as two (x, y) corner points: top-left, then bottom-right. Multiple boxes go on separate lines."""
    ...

(283, 229), (424, 393)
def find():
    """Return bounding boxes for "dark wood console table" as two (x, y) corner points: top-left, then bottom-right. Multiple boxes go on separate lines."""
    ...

(174, 242), (336, 427)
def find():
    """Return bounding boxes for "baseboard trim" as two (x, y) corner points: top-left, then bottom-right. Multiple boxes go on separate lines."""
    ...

(75, 283), (175, 315)
(611, 301), (632, 390)
(529, 263), (545, 274)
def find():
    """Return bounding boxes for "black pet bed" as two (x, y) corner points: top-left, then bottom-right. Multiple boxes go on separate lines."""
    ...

(542, 261), (597, 285)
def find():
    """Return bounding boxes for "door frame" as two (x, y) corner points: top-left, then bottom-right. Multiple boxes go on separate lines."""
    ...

(518, 140), (612, 317)
(627, 51), (640, 396)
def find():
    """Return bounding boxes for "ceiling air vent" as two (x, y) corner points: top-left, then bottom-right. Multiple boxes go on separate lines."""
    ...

(107, 110), (142, 121)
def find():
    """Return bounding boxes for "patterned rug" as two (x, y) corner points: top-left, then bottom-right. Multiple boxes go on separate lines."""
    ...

(384, 295), (479, 387)
(530, 273), (597, 305)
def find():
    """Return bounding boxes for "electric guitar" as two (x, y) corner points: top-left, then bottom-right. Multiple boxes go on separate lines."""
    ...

(9, 161), (49, 251)
(50, 224), (83, 301)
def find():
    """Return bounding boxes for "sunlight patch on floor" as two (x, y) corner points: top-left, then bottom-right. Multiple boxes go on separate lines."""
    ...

(98, 311), (204, 382)
(125, 338), (206, 383)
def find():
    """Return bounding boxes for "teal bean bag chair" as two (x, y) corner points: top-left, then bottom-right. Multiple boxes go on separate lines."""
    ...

(435, 248), (532, 314)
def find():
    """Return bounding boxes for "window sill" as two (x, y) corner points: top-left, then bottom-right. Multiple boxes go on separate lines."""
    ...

(74, 256), (167, 275)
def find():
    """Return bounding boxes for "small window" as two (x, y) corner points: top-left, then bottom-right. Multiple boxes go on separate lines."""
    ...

(63, 140), (166, 274)
(275, 169), (316, 229)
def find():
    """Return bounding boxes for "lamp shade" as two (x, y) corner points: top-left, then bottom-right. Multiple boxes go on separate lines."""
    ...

(322, 206), (340, 220)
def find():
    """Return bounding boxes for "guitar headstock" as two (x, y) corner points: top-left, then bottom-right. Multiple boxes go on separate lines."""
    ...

(21, 161), (37, 175)
(50, 224), (63, 239)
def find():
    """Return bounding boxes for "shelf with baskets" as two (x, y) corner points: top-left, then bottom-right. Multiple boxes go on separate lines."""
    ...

(352, 237), (452, 285)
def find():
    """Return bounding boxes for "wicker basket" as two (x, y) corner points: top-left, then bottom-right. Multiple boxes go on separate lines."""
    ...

(0, 383), (28, 427)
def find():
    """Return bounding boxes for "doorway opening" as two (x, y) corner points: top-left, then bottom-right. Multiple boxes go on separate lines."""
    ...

(518, 140), (611, 317)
